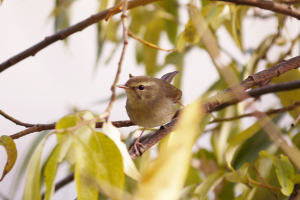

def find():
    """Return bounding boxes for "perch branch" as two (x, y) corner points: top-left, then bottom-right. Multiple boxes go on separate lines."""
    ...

(129, 55), (300, 159)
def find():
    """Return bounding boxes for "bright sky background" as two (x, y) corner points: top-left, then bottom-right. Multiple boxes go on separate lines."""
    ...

(0, 0), (299, 199)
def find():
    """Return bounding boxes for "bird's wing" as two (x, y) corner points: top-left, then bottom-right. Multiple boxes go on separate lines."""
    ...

(160, 71), (179, 83)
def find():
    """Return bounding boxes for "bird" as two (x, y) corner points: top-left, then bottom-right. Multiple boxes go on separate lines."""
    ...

(117, 71), (183, 153)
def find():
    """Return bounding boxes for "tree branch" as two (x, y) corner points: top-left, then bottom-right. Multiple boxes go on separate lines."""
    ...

(210, 101), (300, 123)
(129, 55), (300, 158)
(217, 0), (300, 20)
(0, 0), (163, 74)
(216, 79), (300, 110)
(9, 120), (135, 140)
(39, 55), (300, 195)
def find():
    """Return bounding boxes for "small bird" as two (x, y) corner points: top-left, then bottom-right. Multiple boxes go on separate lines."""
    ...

(117, 71), (183, 153)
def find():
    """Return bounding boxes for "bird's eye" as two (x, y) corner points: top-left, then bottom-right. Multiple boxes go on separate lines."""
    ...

(138, 85), (145, 90)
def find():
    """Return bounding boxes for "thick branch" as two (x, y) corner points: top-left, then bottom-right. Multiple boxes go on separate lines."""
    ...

(9, 120), (135, 139)
(211, 101), (300, 123)
(129, 56), (300, 158)
(216, 79), (300, 110)
(217, 0), (300, 20)
(0, 0), (163, 73)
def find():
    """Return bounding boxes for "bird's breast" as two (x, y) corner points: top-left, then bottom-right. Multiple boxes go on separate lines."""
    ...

(126, 98), (177, 128)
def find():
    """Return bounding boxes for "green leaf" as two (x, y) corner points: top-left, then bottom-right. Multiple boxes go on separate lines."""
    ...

(158, 0), (178, 43)
(9, 131), (48, 199)
(102, 121), (140, 181)
(183, 17), (202, 44)
(225, 163), (250, 185)
(191, 170), (226, 200)
(23, 132), (53, 200)
(176, 32), (187, 52)
(232, 114), (283, 169)
(143, 17), (164, 76)
(44, 135), (73, 200)
(0, 135), (17, 181)
(270, 67), (300, 119)
(91, 132), (124, 199)
(234, 187), (257, 200)
(259, 151), (294, 196)
(291, 173), (300, 184)
(225, 116), (274, 170)
(210, 5), (231, 30)
(73, 136), (98, 200)
(138, 102), (204, 200)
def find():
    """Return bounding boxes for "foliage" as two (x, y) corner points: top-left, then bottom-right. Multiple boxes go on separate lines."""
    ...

(1, 0), (300, 199)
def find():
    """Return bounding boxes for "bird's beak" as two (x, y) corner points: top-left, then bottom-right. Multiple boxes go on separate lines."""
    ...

(116, 84), (130, 90)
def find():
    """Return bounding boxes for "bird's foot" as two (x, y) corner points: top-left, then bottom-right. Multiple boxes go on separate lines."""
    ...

(105, 1), (123, 21)
(132, 141), (145, 156)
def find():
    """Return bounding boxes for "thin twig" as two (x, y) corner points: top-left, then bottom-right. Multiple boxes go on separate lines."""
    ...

(292, 114), (300, 126)
(0, 0), (163, 73)
(0, 110), (35, 127)
(104, 0), (130, 119)
(9, 120), (135, 140)
(210, 101), (300, 123)
(253, 165), (279, 200)
(248, 178), (281, 192)
(128, 31), (178, 52)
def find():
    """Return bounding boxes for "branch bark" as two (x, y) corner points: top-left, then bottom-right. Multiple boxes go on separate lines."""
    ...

(216, 79), (300, 110)
(129, 55), (300, 158)
(217, 0), (300, 20)
(0, 0), (163, 74)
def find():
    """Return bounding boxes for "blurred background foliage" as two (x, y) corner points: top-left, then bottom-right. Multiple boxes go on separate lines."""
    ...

(3, 0), (300, 199)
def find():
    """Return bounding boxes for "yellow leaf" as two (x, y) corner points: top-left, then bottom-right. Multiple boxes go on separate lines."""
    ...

(138, 103), (204, 200)
(73, 136), (98, 200)
(176, 32), (187, 52)
(91, 132), (124, 199)
(23, 132), (53, 200)
(102, 121), (141, 181)
(44, 135), (73, 200)
(0, 135), (17, 181)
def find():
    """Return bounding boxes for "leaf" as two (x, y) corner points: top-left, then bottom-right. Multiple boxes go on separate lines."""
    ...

(9, 131), (48, 199)
(210, 5), (231, 30)
(0, 135), (17, 181)
(232, 114), (283, 169)
(291, 173), (300, 184)
(44, 135), (73, 200)
(143, 17), (164, 76)
(225, 163), (250, 185)
(225, 116), (274, 170)
(23, 132), (53, 200)
(158, 0), (178, 43)
(73, 136), (98, 200)
(270, 66), (300, 119)
(138, 102), (204, 200)
(176, 32), (187, 52)
(183, 17), (203, 44)
(91, 132), (124, 199)
(259, 151), (294, 196)
(191, 170), (226, 200)
(102, 121), (141, 181)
